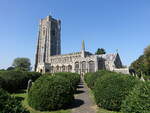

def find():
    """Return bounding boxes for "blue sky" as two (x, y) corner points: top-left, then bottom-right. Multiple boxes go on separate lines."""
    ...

(0, 0), (150, 69)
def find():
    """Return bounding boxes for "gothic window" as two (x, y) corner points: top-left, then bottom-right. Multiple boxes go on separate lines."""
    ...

(45, 69), (50, 72)
(98, 58), (105, 70)
(75, 62), (79, 73)
(68, 65), (72, 72)
(62, 65), (65, 72)
(43, 27), (46, 36)
(51, 30), (55, 36)
(89, 61), (95, 72)
(56, 65), (59, 72)
(81, 61), (86, 73)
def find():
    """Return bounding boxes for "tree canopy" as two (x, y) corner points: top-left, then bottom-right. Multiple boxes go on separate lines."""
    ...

(12, 58), (31, 71)
(95, 48), (106, 55)
(130, 45), (150, 76)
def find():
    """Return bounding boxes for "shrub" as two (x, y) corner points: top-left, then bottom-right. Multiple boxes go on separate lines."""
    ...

(0, 77), (5, 89)
(84, 70), (113, 89)
(28, 75), (74, 111)
(0, 71), (41, 93)
(121, 81), (150, 113)
(25, 72), (41, 82)
(0, 71), (26, 93)
(54, 72), (80, 91)
(0, 88), (29, 113)
(20, 71), (41, 89)
(94, 72), (140, 111)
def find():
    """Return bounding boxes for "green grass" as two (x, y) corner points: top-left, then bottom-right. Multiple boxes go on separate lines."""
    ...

(97, 108), (120, 113)
(12, 90), (71, 113)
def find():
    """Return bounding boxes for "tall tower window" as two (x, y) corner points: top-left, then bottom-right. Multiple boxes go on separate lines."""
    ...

(51, 30), (55, 36)
(43, 28), (46, 36)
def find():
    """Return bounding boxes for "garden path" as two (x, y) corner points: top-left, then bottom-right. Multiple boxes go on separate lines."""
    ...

(71, 79), (97, 113)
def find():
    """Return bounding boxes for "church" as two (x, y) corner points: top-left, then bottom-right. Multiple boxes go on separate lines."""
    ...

(35, 15), (129, 74)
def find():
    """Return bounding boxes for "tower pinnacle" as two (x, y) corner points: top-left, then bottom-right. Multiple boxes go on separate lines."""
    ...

(81, 40), (85, 57)
(82, 40), (85, 51)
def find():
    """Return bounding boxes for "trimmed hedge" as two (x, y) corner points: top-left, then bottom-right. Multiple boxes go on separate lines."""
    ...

(54, 72), (80, 91)
(93, 72), (140, 111)
(0, 71), (41, 93)
(28, 75), (74, 111)
(121, 81), (150, 113)
(84, 70), (109, 89)
(0, 88), (29, 113)
(0, 77), (5, 89)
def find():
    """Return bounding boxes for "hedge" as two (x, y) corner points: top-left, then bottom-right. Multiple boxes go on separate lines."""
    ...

(84, 70), (110, 89)
(121, 81), (150, 113)
(93, 72), (140, 111)
(54, 72), (80, 91)
(0, 71), (41, 93)
(28, 75), (74, 111)
(0, 88), (29, 113)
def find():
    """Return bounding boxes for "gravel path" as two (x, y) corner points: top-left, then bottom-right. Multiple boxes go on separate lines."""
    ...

(71, 80), (97, 113)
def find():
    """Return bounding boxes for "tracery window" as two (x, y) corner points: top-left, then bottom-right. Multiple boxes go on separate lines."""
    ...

(68, 65), (72, 72)
(89, 61), (95, 72)
(81, 61), (86, 73)
(75, 62), (79, 73)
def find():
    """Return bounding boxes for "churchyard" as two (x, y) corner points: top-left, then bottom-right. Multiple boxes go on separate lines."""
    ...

(0, 69), (149, 113)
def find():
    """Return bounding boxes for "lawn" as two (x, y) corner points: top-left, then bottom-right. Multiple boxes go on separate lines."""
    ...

(12, 90), (71, 113)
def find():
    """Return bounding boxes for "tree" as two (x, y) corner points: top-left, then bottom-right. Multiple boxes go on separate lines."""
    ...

(130, 45), (150, 76)
(95, 48), (106, 55)
(130, 55), (147, 76)
(144, 45), (150, 75)
(12, 58), (31, 71)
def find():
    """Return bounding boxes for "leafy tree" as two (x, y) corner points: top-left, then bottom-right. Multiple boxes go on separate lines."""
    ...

(95, 48), (106, 55)
(130, 55), (147, 76)
(12, 58), (31, 71)
(144, 45), (150, 74)
(130, 45), (150, 76)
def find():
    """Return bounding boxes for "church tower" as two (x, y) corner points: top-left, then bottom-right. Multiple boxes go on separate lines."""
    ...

(35, 15), (61, 71)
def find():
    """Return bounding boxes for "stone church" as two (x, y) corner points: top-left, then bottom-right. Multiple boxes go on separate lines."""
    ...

(35, 15), (129, 74)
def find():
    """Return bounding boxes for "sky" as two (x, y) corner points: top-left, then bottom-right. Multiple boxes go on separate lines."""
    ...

(0, 0), (150, 69)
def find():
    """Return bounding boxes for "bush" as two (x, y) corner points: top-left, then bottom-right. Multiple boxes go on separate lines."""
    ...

(0, 88), (29, 113)
(0, 77), (5, 89)
(94, 72), (140, 111)
(54, 72), (80, 91)
(0, 71), (26, 93)
(84, 70), (109, 89)
(121, 81), (150, 113)
(0, 71), (41, 93)
(25, 72), (41, 82)
(28, 75), (74, 111)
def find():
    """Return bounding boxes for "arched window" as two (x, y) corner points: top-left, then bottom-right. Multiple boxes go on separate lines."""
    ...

(89, 61), (95, 72)
(62, 65), (65, 72)
(98, 58), (105, 70)
(75, 62), (79, 73)
(81, 61), (86, 73)
(68, 65), (72, 72)
(56, 65), (59, 72)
